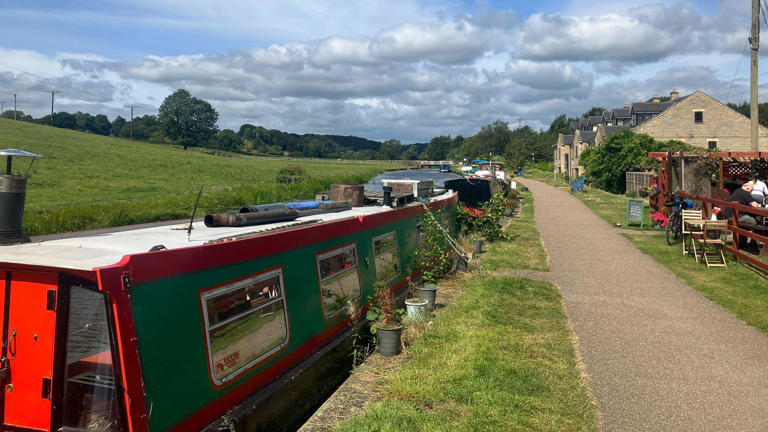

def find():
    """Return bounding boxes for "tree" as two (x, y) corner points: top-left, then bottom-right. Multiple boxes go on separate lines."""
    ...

(579, 130), (690, 194)
(423, 135), (453, 159)
(111, 116), (126, 137)
(469, 120), (512, 158)
(216, 129), (243, 152)
(400, 144), (420, 160)
(378, 139), (402, 160)
(158, 89), (219, 150)
(582, 107), (605, 118)
(91, 114), (111, 135)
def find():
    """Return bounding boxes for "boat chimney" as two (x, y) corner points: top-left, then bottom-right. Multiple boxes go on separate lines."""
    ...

(0, 149), (42, 245)
(382, 186), (393, 207)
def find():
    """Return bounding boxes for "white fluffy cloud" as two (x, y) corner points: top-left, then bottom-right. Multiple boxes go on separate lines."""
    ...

(0, 2), (752, 141)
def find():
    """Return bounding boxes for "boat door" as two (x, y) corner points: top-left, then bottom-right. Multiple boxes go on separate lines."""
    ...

(0, 270), (59, 431)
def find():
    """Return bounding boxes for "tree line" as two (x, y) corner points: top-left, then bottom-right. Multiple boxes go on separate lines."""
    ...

(0, 88), (574, 164)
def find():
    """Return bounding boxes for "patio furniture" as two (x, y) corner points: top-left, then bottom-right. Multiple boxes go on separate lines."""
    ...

(696, 220), (728, 268)
(682, 210), (704, 256)
(571, 175), (585, 192)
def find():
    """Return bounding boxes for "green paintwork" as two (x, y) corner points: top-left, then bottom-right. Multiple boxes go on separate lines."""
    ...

(129, 206), (454, 431)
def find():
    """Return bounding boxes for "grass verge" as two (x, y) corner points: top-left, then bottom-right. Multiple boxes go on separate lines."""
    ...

(624, 234), (768, 335)
(335, 184), (598, 432)
(337, 275), (598, 432)
(479, 189), (550, 272)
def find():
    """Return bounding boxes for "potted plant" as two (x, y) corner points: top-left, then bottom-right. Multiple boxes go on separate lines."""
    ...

(470, 232), (484, 255)
(366, 281), (404, 356)
(404, 276), (428, 321)
(637, 186), (649, 197)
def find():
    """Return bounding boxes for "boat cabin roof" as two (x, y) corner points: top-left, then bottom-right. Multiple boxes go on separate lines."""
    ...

(2, 192), (453, 271)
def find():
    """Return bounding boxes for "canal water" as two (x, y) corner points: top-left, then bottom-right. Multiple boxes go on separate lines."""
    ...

(365, 168), (462, 190)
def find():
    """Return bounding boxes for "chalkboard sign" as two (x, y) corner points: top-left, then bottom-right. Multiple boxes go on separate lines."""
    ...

(626, 199), (644, 228)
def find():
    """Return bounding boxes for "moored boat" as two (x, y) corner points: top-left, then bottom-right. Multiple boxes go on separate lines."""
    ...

(0, 173), (457, 431)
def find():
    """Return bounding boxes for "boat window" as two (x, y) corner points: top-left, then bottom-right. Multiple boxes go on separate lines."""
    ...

(62, 285), (123, 431)
(317, 244), (361, 318)
(373, 232), (401, 282)
(201, 269), (289, 385)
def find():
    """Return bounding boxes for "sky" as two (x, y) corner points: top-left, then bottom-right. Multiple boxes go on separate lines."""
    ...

(0, 0), (761, 143)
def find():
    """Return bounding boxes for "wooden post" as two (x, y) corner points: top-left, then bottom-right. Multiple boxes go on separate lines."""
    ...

(718, 159), (724, 190)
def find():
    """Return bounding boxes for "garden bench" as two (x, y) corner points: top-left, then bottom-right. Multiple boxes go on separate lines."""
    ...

(571, 175), (586, 192)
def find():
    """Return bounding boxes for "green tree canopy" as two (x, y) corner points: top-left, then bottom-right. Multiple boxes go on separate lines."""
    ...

(579, 130), (690, 194)
(582, 107), (605, 118)
(379, 139), (402, 159)
(423, 135), (453, 159)
(158, 89), (219, 150)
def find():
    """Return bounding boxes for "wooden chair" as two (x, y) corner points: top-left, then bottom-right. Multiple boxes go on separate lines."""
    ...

(696, 220), (728, 268)
(682, 209), (704, 256)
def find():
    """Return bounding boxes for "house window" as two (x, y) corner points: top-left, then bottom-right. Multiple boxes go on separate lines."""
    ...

(708, 140), (717, 150)
(317, 244), (361, 318)
(373, 232), (401, 283)
(201, 268), (289, 385)
(694, 111), (703, 123)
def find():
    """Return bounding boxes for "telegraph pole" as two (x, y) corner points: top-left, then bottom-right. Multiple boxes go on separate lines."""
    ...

(13, 93), (16, 120)
(45, 90), (57, 126)
(124, 104), (138, 140)
(751, 0), (759, 151)
(0, 100), (4, 115)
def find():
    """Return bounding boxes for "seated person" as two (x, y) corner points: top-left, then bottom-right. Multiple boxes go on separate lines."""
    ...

(723, 182), (760, 225)
(749, 175), (768, 206)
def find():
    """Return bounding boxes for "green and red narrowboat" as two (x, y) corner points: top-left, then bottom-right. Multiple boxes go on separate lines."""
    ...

(0, 190), (458, 431)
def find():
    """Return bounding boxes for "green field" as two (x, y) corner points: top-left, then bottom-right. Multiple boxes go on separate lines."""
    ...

(0, 119), (401, 235)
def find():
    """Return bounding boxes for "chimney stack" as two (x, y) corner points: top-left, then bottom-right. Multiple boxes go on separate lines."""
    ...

(670, 88), (679, 100)
(638, 98), (643, 103)
(652, 94), (660, 103)
(0, 149), (42, 245)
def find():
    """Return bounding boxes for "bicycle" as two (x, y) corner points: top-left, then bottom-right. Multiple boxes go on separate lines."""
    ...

(664, 191), (693, 245)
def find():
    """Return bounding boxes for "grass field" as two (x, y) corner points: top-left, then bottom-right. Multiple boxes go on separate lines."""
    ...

(0, 119), (401, 235)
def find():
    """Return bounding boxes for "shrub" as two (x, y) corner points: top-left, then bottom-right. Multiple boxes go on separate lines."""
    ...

(275, 165), (307, 184)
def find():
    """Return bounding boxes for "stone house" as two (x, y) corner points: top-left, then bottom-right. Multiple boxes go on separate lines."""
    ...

(632, 90), (768, 150)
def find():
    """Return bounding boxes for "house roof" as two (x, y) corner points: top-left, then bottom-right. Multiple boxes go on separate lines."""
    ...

(570, 121), (580, 130)
(612, 107), (631, 118)
(580, 131), (597, 143)
(588, 115), (602, 125)
(631, 101), (674, 114)
(602, 111), (613, 120)
(563, 135), (575, 145)
(605, 125), (631, 135)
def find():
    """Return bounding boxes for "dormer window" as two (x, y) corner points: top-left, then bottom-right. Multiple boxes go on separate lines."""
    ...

(694, 110), (703, 123)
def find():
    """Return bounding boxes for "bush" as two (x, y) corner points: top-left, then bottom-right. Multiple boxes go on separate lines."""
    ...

(456, 193), (510, 242)
(275, 165), (307, 184)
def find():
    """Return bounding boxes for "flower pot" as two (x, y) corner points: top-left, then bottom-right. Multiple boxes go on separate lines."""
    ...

(638, 190), (649, 197)
(376, 325), (402, 357)
(405, 297), (428, 321)
(416, 284), (438, 311)
(472, 239), (483, 254)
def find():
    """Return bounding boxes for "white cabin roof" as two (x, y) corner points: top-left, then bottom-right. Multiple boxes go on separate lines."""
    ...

(0, 192), (453, 271)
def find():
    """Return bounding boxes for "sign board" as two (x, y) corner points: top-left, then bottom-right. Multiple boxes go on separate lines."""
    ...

(626, 199), (644, 228)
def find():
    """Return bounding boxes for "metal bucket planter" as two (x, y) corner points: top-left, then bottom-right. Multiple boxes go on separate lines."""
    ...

(416, 284), (438, 311)
(376, 325), (402, 357)
(472, 239), (484, 255)
(405, 297), (428, 321)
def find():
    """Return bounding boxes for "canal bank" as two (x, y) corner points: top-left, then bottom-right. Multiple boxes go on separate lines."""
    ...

(299, 187), (600, 431)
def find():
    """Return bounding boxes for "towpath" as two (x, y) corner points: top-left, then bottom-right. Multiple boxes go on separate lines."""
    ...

(523, 178), (768, 432)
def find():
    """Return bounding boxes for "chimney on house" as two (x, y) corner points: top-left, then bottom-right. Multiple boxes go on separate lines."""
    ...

(638, 98), (643, 103)
(652, 94), (660, 103)
(624, 104), (629, 109)
(670, 88), (679, 100)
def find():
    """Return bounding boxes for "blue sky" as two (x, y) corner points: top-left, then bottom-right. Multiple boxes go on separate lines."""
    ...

(0, 0), (758, 142)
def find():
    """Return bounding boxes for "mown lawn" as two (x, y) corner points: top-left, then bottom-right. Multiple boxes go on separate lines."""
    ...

(0, 119), (401, 234)
(479, 189), (550, 272)
(624, 233), (768, 335)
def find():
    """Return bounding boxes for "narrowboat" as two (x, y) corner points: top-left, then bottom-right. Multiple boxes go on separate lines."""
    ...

(0, 164), (458, 431)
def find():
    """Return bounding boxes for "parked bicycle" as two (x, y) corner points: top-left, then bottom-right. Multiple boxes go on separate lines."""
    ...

(664, 191), (693, 245)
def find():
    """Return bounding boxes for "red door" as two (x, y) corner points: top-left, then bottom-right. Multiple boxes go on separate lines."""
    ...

(0, 270), (58, 431)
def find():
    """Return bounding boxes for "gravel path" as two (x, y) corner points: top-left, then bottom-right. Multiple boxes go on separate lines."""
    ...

(524, 178), (768, 432)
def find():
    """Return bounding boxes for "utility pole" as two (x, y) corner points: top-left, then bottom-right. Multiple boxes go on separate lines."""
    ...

(45, 90), (57, 126)
(750, 0), (759, 151)
(0, 100), (4, 115)
(124, 104), (138, 140)
(13, 93), (16, 120)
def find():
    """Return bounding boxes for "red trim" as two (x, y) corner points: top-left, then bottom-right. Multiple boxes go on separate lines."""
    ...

(314, 242), (362, 323)
(197, 266), (290, 390)
(98, 193), (457, 285)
